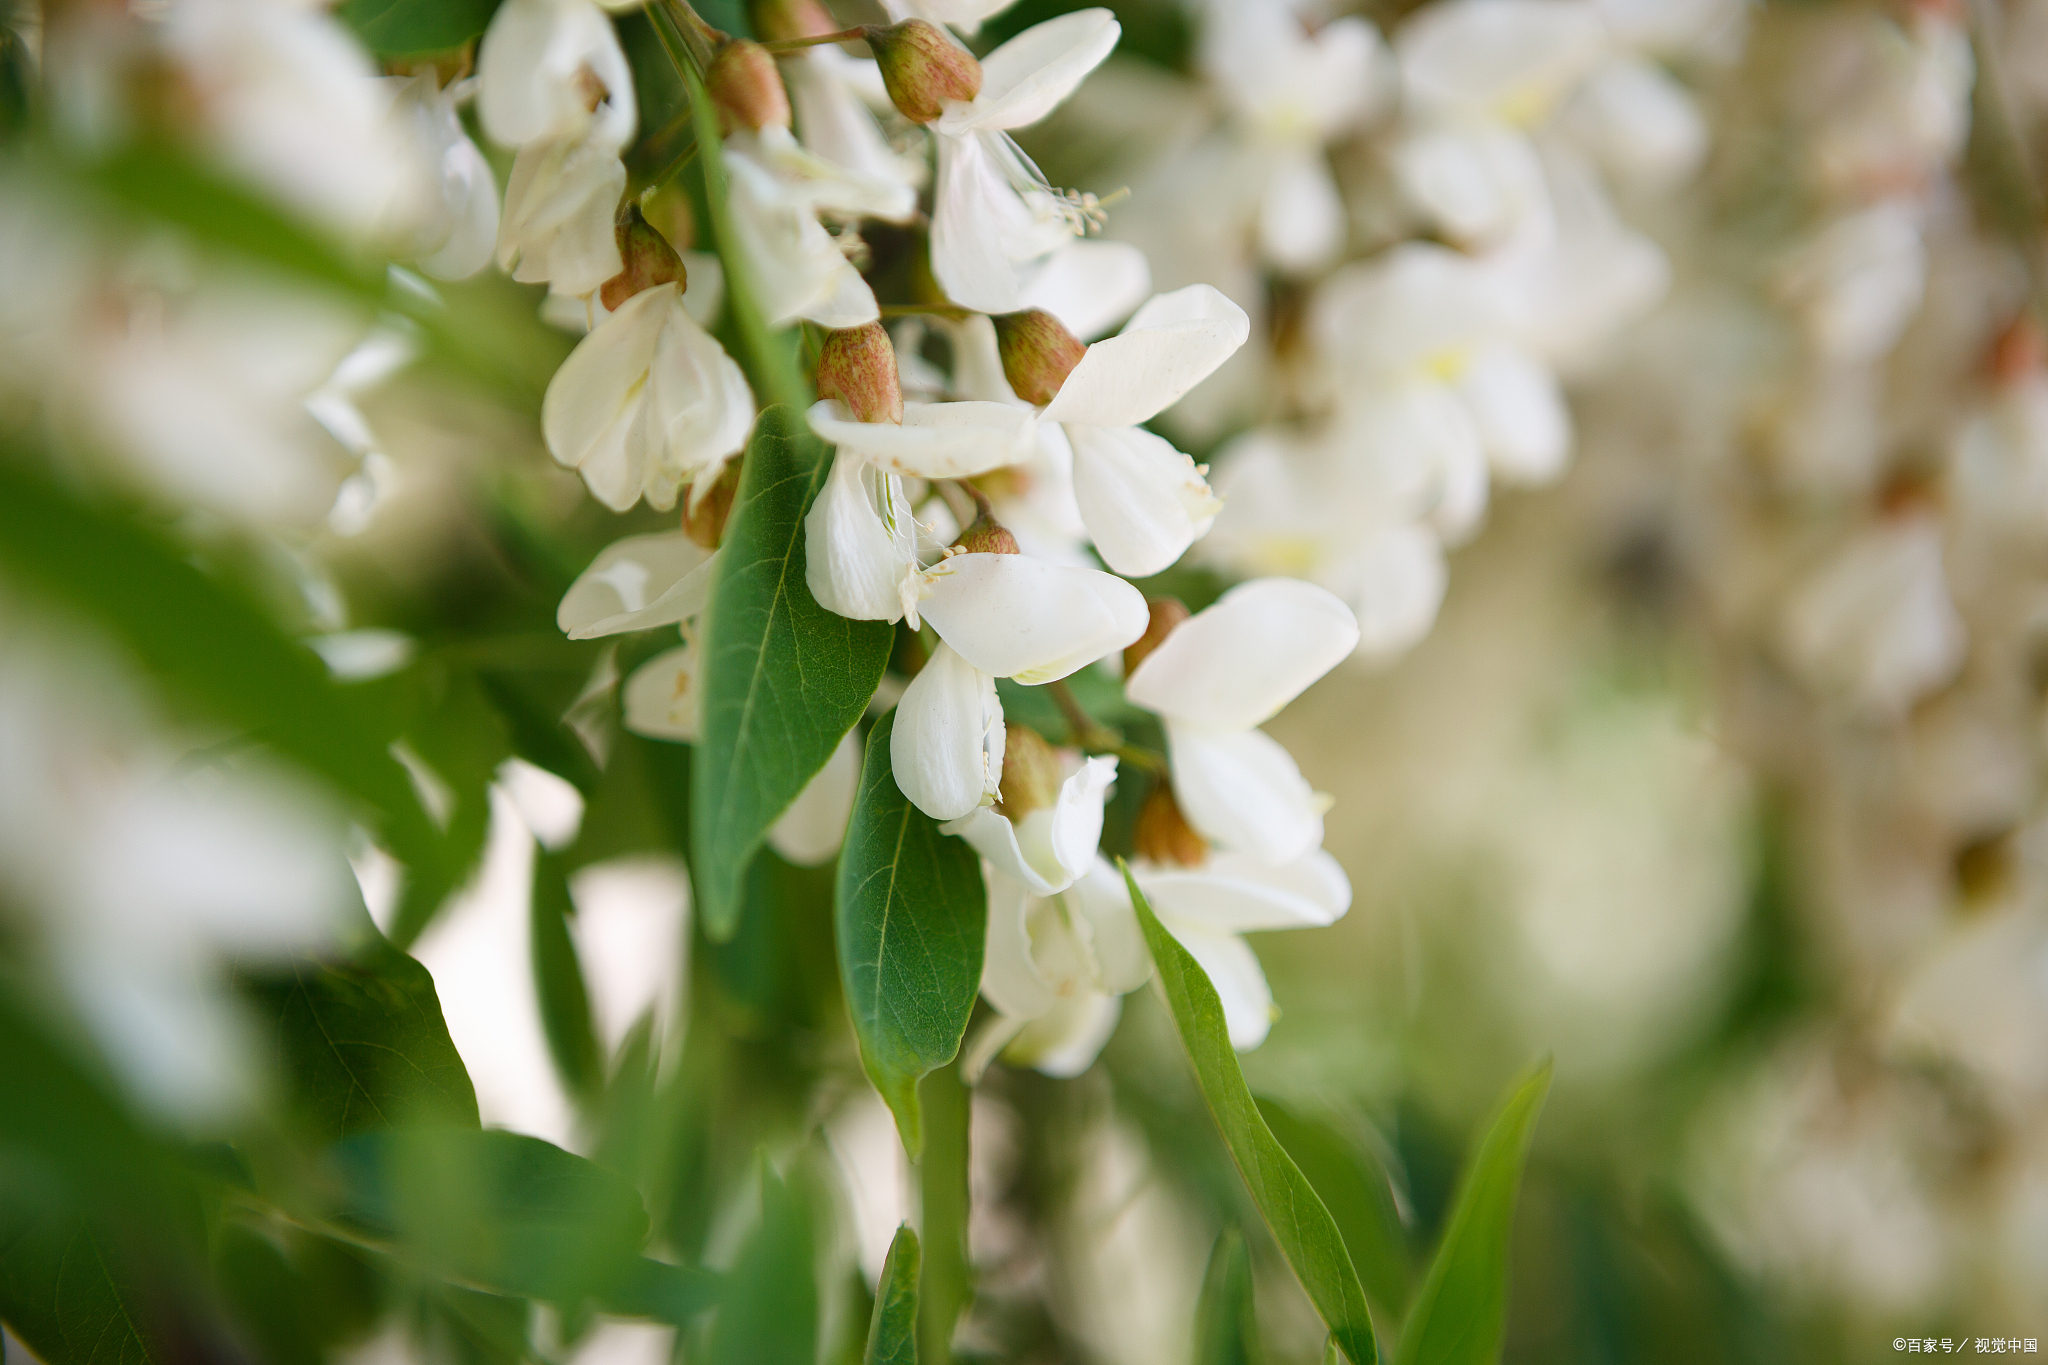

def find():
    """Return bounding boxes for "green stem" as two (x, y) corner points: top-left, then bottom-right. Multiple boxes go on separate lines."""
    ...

(879, 303), (971, 321)
(660, 0), (725, 67)
(917, 1060), (972, 1364)
(759, 26), (869, 52)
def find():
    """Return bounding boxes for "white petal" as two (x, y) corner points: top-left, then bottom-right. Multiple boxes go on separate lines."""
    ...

(1396, 0), (1608, 123)
(621, 640), (703, 742)
(1068, 424), (1222, 578)
(785, 50), (926, 196)
(1163, 921), (1274, 1050)
(1071, 857), (1148, 993)
(1458, 344), (1570, 484)
(1016, 240), (1153, 341)
(805, 452), (915, 622)
(1310, 241), (1500, 381)
(1258, 147), (1345, 274)
(497, 132), (627, 295)
(1005, 991), (1122, 1076)
(807, 399), (1035, 478)
(1041, 285), (1251, 429)
(767, 730), (861, 865)
(930, 132), (1026, 314)
(946, 750), (1113, 893)
(1392, 122), (1551, 251)
(1125, 578), (1359, 729)
(1138, 848), (1349, 933)
(980, 874), (1058, 1018)
(918, 555), (1146, 683)
(938, 9), (1121, 134)
(1560, 56), (1707, 187)
(558, 532), (718, 638)
(540, 283), (668, 509)
(1335, 384), (1489, 545)
(891, 643), (1005, 821)
(1319, 525), (1448, 664)
(1047, 756), (1118, 882)
(1166, 722), (1324, 865)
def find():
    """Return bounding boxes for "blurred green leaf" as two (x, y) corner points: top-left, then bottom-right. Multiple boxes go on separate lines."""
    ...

(0, 457), (450, 916)
(532, 850), (604, 1102)
(1395, 1062), (1552, 1365)
(1258, 1098), (1412, 1320)
(1194, 1227), (1262, 1365)
(693, 407), (891, 940)
(0, 1209), (170, 1365)
(243, 931), (481, 1143)
(338, 0), (503, 56)
(1126, 868), (1378, 1365)
(707, 1163), (817, 1365)
(835, 711), (986, 1159)
(865, 1225), (921, 1365)
(329, 1128), (650, 1305)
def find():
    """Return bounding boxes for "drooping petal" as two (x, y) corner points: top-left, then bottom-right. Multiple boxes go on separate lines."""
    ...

(1160, 919), (1274, 1050)
(1457, 343), (1570, 484)
(805, 451), (915, 623)
(808, 399), (1035, 478)
(1068, 423), (1222, 578)
(540, 283), (668, 509)
(981, 874), (1058, 1019)
(1070, 857), (1149, 993)
(1125, 578), (1359, 729)
(621, 638), (702, 741)
(891, 643), (1006, 821)
(930, 132), (1028, 314)
(937, 9), (1121, 135)
(1005, 991), (1122, 1076)
(497, 131), (627, 295)
(767, 730), (861, 865)
(478, 0), (637, 149)
(945, 749), (1115, 893)
(1041, 285), (1252, 429)
(945, 807), (1063, 895)
(784, 49), (927, 199)
(1047, 756), (1118, 883)
(918, 554), (1146, 683)
(1258, 146), (1346, 275)
(641, 302), (756, 511)
(1138, 848), (1350, 933)
(1166, 722), (1325, 865)
(1016, 240), (1153, 341)
(1319, 524), (1449, 664)
(558, 531), (718, 638)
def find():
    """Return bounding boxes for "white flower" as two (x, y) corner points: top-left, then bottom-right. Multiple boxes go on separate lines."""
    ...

(478, 0), (638, 151)
(723, 126), (914, 328)
(880, 0), (1018, 36)
(558, 531), (722, 640)
(784, 46), (928, 197)
(944, 753), (1119, 896)
(1557, 54), (1708, 188)
(497, 128), (629, 297)
(929, 9), (1122, 313)
(892, 555), (1146, 820)
(542, 281), (756, 512)
(1037, 285), (1249, 576)
(1125, 578), (1358, 863)
(384, 74), (501, 280)
(1134, 846), (1351, 1049)
(1776, 201), (1928, 366)
(1016, 240), (1155, 343)
(1198, 0), (1387, 272)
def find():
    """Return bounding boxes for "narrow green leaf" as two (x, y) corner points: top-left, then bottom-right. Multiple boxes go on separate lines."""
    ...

(1126, 868), (1378, 1365)
(834, 712), (987, 1158)
(242, 930), (481, 1143)
(1258, 1098), (1412, 1320)
(1395, 1062), (1552, 1365)
(532, 850), (604, 1102)
(693, 407), (892, 939)
(706, 1162), (817, 1365)
(337, 0), (502, 56)
(864, 1225), (921, 1365)
(1194, 1227), (1262, 1365)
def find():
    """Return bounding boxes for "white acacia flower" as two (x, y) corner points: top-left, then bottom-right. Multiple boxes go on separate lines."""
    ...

(384, 75), (501, 280)
(723, 126), (914, 328)
(1016, 240), (1155, 343)
(1037, 285), (1249, 576)
(784, 46), (928, 197)
(929, 9), (1122, 313)
(558, 531), (721, 641)
(1198, 0), (1387, 272)
(892, 556), (1146, 820)
(542, 281), (756, 513)
(944, 754), (1119, 896)
(497, 128), (629, 298)
(478, 0), (638, 151)
(1775, 201), (1928, 366)
(1125, 578), (1358, 864)
(881, 0), (1017, 36)
(1134, 846), (1351, 1049)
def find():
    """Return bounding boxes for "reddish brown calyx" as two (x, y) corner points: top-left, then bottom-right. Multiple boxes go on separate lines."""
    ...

(708, 38), (791, 133)
(952, 510), (1020, 556)
(749, 0), (840, 43)
(1134, 781), (1207, 868)
(599, 206), (687, 312)
(684, 459), (745, 549)
(992, 309), (1085, 406)
(994, 723), (1062, 819)
(866, 20), (983, 124)
(1123, 597), (1189, 675)
(816, 322), (904, 424)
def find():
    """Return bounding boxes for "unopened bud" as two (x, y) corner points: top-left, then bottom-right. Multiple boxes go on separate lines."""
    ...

(816, 323), (903, 424)
(992, 310), (1085, 406)
(708, 39), (790, 133)
(1134, 781), (1207, 868)
(750, 0), (838, 43)
(995, 723), (1062, 819)
(1992, 315), (2044, 386)
(600, 206), (687, 311)
(952, 510), (1019, 556)
(683, 458), (745, 548)
(865, 20), (982, 124)
(1124, 597), (1189, 675)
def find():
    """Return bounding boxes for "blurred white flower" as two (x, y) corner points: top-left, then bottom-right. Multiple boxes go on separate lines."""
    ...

(478, 0), (638, 151)
(497, 128), (629, 298)
(1776, 201), (1929, 365)
(384, 74), (501, 280)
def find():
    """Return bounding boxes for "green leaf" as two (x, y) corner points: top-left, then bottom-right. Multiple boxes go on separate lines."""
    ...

(1126, 868), (1378, 1365)
(706, 1163), (817, 1365)
(864, 1225), (921, 1365)
(1395, 1063), (1552, 1365)
(242, 931), (481, 1144)
(329, 1128), (651, 1304)
(1257, 1098), (1412, 1320)
(337, 0), (503, 56)
(532, 850), (604, 1102)
(693, 407), (892, 940)
(0, 1208), (169, 1365)
(834, 711), (987, 1158)
(1194, 1227), (1263, 1365)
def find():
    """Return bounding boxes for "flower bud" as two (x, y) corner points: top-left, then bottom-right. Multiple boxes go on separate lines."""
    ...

(816, 322), (903, 424)
(952, 509), (1020, 556)
(1134, 781), (1207, 868)
(994, 723), (1062, 819)
(708, 39), (791, 133)
(684, 458), (745, 548)
(992, 310), (1085, 406)
(1123, 596), (1188, 675)
(1991, 315), (2044, 386)
(600, 206), (687, 312)
(865, 20), (982, 124)
(749, 0), (838, 43)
